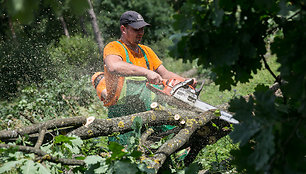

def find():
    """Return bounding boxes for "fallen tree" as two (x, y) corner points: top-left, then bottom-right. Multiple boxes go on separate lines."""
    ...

(0, 101), (232, 171)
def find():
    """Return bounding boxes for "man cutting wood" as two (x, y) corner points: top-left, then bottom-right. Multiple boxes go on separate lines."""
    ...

(92, 10), (186, 145)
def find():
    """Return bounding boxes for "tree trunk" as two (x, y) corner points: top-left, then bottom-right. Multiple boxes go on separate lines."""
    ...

(87, 0), (104, 55)
(59, 16), (70, 38)
(79, 16), (88, 36)
(8, 17), (16, 39)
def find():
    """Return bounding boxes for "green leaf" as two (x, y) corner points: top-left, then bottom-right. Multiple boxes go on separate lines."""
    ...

(21, 160), (37, 174)
(68, 0), (89, 16)
(36, 163), (51, 174)
(54, 135), (75, 145)
(131, 116), (143, 135)
(230, 120), (261, 145)
(214, 109), (221, 117)
(65, 136), (83, 154)
(113, 161), (138, 174)
(0, 159), (25, 173)
(177, 162), (200, 174)
(64, 143), (77, 154)
(5, 0), (40, 24)
(84, 155), (104, 165)
(107, 142), (127, 161)
(229, 96), (254, 121)
(130, 150), (142, 159)
(40, 143), (52, 153)
(150, 141), (162, 149)
(211, 122), (219, 129)
(138, 163), (156, 174)
(70, 136), (83, 147)
(94, 165), (108, 174)
(84, 156), (108, 174)
(212, 1), (224, 27)
(229, 96), (261, 145)
(254, 84), (269, 92)
(249, 127), (275, 171)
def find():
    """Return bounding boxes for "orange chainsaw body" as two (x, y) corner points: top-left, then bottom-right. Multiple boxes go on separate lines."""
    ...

(146, 78), (195, 96)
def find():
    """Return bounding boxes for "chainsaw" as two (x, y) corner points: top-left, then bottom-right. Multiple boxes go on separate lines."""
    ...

(146, 78), (239, 124)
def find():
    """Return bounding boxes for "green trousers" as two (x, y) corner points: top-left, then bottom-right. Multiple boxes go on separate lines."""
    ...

(107, 77), (174, 145)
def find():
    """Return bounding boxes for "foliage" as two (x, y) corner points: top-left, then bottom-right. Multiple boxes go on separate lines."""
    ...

(0, 0), (90, 44)
(0, 74), (105, 130)
(1, 0), (89, 24)
(0, 117), (156, 174)
(48, 34), (101, 75)
(93, 0), (175, 43)
(0, 150), (51, 174)
(171, 0), (306, 173)
(195, 136), (238, 173)
(0, 135), (83, 174)
(149, 38), (196, 74)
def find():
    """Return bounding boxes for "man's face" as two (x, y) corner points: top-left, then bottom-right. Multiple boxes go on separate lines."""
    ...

(123, 25), (144, 45)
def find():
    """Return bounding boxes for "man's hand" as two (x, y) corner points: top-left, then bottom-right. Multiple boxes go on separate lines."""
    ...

(191, 78), (198, 88)
(146, 70), (163, 85)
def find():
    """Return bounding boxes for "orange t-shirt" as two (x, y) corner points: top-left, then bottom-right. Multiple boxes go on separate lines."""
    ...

(101, 40), (162, 106)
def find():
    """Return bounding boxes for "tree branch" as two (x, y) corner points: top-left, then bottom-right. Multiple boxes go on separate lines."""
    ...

(148, 122), (199, 169)
(0, 117), (87, 140)
(262, 56), (280, 84)
(0, 103), (231, 170)
(34, 126), (47, 149)
(20, 112), (37, 124)
(0, 144), (84, 166)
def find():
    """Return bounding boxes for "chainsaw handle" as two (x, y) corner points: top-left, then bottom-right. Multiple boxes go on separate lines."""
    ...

(162, 79), (168, 86)
(146, 79), (174, 96)
(146, 81), (169, 96)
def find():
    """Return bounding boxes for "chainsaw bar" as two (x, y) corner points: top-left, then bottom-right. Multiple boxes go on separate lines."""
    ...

(147, 79), (239, 124)
(193, 99), (239, 124)
(171, 87), (239, 124)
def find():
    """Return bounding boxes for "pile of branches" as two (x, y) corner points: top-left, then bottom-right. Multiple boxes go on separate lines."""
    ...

(0, 102), (232, 171)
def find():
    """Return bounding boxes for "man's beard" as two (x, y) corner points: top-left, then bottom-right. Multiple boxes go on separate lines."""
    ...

(135, 37), (142, 44)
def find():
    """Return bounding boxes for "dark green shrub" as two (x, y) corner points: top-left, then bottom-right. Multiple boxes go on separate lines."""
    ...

(48, 35), (101, 76)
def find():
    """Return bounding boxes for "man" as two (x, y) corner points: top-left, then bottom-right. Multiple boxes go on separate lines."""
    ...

(92, 11), (186, 144)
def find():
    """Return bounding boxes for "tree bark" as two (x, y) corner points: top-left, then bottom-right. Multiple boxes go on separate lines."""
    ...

(0, 116), (87, 140)
(79, 16), (88, 36)
(59, 16), (70, 37)
(8, 17), (16, 39)
(0, 144), (84, 165)
(87, 0), (104, 55)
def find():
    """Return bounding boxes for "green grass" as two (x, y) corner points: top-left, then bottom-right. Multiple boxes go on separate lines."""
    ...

(199, 56), (280, 106)
(163, 57), (196, 74)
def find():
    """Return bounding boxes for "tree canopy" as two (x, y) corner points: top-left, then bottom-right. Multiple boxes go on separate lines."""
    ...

(171, 0), (306, 173)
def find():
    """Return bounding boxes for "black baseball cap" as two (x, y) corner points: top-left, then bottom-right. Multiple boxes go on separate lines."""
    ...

(120, 11), (150, 29)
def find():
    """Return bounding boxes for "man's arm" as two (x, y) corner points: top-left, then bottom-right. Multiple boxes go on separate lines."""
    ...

(104, 54), (163, 84)
(155, 65), (185, 81)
